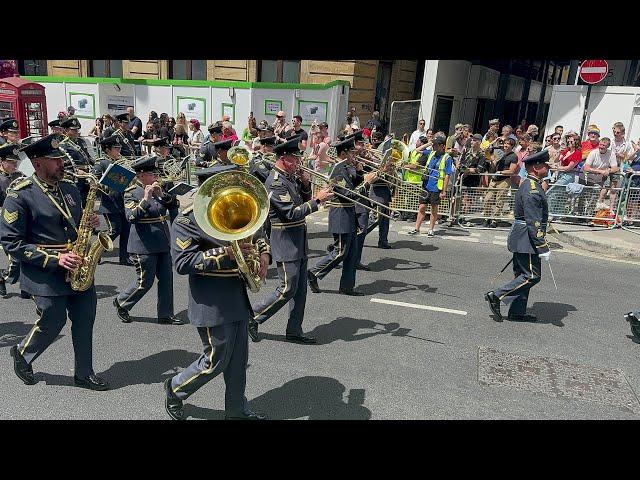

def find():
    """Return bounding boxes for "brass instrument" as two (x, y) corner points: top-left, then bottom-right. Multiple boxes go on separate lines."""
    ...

(228, 145), (253, 168)
(193, 170), (269, 293)
(66, 172), (114, 291)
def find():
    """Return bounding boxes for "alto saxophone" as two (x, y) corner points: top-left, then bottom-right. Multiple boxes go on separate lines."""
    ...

(67, 173), (114, 291)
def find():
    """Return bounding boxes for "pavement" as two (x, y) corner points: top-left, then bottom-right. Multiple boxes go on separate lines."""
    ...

(549, 223), (640, 260)
(0, 209), (639, 420)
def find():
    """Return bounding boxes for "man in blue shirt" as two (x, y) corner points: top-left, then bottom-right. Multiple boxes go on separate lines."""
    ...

(406, 136), (454, 237)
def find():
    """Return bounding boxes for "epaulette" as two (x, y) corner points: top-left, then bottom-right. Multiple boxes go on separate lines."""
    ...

(11, 178), (32, 191)
(181, 205), (194, 215)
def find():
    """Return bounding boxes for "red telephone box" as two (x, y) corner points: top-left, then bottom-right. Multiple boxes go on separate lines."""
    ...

(0, 77), (48, 138)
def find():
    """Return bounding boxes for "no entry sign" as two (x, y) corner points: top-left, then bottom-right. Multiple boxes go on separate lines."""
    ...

(579, 60), (609, 85)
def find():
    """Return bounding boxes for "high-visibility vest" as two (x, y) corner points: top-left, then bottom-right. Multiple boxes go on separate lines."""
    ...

(426, 151), (449, 190)
(404, 150), (423, 184)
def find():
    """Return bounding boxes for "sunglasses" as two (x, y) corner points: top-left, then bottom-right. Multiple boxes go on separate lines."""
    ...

(276, 115), (283, 119)
(552, 137), (561, 141)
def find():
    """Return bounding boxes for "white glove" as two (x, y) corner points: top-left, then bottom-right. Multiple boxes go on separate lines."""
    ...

(539, 251), (551, 262)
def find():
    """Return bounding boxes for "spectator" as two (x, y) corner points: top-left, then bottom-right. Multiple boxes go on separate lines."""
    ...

(365, 111), (383, 133)
(555, 125), (564, 137)
(518, 118), (528, 133)
(284, 115), (308, 151)
(273, 110), (291, 140)
(459, 133), (487, 224)
(241, 114), (257, 149)
(349, 107), (361, 128)
(67, 105), (76, 117)
(515, 133), (531, 159)
(406, 136), (454, 237)
(484, 118), (500, 140)
(221, 121), (238, 143)
(581, 124), (601, 160)
(547, 135), (582, 215)
(148, 111), (158, 123)
(176, 112), (187, 129)
(101, 114), (114, 138)
(167, 117), (177, 138)
(583, 137), (619, 207)
(545, 132), (563, 167)
(139, 121), (159, 155)
(88, 117), (104, 139)
(501, 124), (517, 142)
(526, 124), (539, 141)
(307, 129), (333, 174)
(481, 131), (498, 160)
(319, 121), (330, 144)
(514, 127), (524, 140)
(482, 137), (518, 227)
(127, 106), (143, 139)
(188, 119), (204, 151)
(171, 123), (189, 158)
(446, 123), (464, 152)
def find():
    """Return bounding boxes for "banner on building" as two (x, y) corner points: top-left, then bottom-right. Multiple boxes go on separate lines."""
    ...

(105, 95), (134, 116)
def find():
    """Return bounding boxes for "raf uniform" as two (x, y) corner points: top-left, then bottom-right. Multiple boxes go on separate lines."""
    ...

(248, 135), (275, 183)
(308, 137), (363, 295)
(249, 137), (319, 344)
(364, 134), (393, 250)
(153, 137), (181, 223)
(205, 138), (234, 167)
(486, 150), (550, 321)
(0, 143), (27, 297)
(110, 113), (138, 157)
(0, 118), (19, 146)
(163, 166), (270, 421)
(0, 135), (108, 390)
(113, 156), (181, 325)
(58, 117), (93, 205)
(195, 122), (223, 167)
(92, 135), (132, 265)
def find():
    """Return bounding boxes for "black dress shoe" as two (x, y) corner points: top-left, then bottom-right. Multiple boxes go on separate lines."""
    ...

(225, 409), (268, 420)
(0, 278), (6, 297)
(339, 289), (365, 296)
(74, 374), (110, 391)
(159, 316), (184, 325)
(285, 334), (317, 344)
(248, 319), (260, 342)
(378, 243), (392, 249)
(10, 346), (37, 385)
(484, 291), (502, 320)
(113, 298), (131, 323)
(164, 378), (185, 421)
(355, 263), (370, 271)
(508, 314), (537, 322)
(20, 291), (31, 299)
(307, 270), (321, 293)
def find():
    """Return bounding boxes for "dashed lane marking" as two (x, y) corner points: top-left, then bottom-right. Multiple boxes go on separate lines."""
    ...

(370, 298), (468, 316)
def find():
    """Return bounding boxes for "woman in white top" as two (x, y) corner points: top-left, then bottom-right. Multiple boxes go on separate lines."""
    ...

(188, 119), (204, 155)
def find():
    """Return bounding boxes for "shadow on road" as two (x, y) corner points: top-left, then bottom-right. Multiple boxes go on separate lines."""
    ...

(528, 302), (577, 327)
(356, 279), (439, 296)
(0, 321), (33, 348)
(38, 349), (200, 389)
(128, 309), (189, 325)
(259, 316), (443, 346)
(186, 376), (372, 420)
(388, 240), (439, 252)
(366, 257), (432, 272)
(95, 285), (119, 299)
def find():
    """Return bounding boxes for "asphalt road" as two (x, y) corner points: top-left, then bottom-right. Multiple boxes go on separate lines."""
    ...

(1, 211), (639, 420)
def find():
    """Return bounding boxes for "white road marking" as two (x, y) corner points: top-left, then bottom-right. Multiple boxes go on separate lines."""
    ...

(439, 236), (480, 243)
(494, 235), (507, 240)
(492, 240), (507, 246)
(371, 298), (467, 316)
(470, 232), (481, 237)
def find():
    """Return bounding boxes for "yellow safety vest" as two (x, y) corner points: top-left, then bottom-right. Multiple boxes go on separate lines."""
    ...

(404, 150), (423, 184)
(426, 151), (449, 191)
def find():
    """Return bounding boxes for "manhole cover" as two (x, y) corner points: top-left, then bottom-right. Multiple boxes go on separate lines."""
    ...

(478, 347), (640, 414)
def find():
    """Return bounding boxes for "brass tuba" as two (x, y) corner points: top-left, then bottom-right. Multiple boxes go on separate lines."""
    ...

(193, 170), (269, 293)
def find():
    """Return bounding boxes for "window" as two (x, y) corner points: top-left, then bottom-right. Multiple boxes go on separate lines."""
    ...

(18, 60), (48, 76)
(169, 60), (207, 80)
(258, 60), (300, 83)
(90, 60), (123, 78)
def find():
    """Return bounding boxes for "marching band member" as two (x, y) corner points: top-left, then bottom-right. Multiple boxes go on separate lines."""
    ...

(307, 137), (375, 296)
(59, 116), (94, 205)
(1, 135), (108, 390)
(113, 156), (181, 325)
(93, 135), (132, 266)
(248, 135), (276, 183)
(153, 137), (181, 223)
(163, 165), (271, 421)
(249, 137), (333, 344)
(0, 142), (28, 298)
(195, 122), (223, 167)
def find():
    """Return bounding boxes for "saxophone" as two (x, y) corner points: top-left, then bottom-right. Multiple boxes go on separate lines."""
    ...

(67, 173), (114, 291)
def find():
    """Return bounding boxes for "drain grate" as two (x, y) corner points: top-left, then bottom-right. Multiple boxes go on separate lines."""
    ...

(478, 346), (640, 414)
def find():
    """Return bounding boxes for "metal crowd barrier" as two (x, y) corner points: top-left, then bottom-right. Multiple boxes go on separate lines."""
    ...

(619, 172), (640, 233)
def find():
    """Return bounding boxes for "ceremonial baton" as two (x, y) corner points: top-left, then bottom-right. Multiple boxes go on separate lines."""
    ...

(547, 259), (558, 291)
(490, 257), (513, 283)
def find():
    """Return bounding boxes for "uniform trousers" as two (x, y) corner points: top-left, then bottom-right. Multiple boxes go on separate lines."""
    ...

(355, 211), (368, 266)
(116, 252), (174, 318)
(103, 212), (131, 264)
(169, 321), (249, 415)
(252, 258), (308, 336)
(310, 232), (357, 291)
(366, 206), (391, 245)
(17, 287), (97, 378)
(493, 252), (542, 316)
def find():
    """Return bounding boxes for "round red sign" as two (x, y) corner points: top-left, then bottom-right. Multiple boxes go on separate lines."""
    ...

(579, 60), (609, 85)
